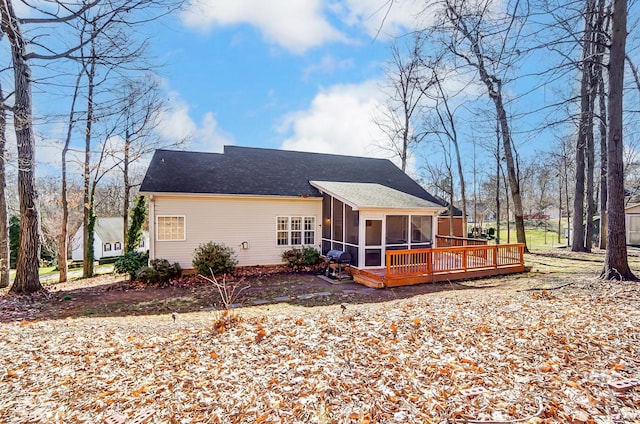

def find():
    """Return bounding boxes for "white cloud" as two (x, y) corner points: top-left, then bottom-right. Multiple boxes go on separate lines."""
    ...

(181, 0), (347, 54)
(156, 92), (233, 153)
(333, 0), (429, 39)
(278, 80), (396, 161)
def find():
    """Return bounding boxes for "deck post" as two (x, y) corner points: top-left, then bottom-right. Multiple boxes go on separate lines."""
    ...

(463, 249), (467, 272)
(493, 245), (498, 268)
(519, 244), (524, 266)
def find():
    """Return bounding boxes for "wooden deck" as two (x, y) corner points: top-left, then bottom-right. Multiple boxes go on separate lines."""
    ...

(351, 243), (526, 288)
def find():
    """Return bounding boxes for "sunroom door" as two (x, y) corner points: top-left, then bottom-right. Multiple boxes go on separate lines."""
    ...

(364, 219), (383, 267)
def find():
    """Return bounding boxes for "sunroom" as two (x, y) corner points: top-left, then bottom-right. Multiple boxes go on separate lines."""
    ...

(311, 181), (445, 269)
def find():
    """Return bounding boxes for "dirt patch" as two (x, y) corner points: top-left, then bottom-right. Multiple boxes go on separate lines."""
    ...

(0, 271), (486, 322)
(2, 248), (638, 322)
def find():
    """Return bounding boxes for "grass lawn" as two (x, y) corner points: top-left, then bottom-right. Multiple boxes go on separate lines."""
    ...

(9, 266), (56, 279)
(8, 263), (114, 281)
(496, 227), (569, 250)
(1, 249), (639, 422)
(486, 220), (573, 251)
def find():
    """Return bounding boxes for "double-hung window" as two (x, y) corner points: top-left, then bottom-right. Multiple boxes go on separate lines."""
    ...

(277, 216), (315, 246)
(157, 216), (186, 241)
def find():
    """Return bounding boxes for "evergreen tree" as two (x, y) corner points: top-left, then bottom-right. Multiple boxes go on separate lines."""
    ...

(126, 196), (147, 253)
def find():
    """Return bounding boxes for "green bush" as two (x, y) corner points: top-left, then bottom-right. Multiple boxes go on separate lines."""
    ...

(114, 251), (149, 280)
(302, 246), (321, 265)
(136, 266), (159, 284)
(282, 246), (321, 268)
(133, 259), (182, 285)
(192, 242), (237, 276)
(149, 258), (182, 281)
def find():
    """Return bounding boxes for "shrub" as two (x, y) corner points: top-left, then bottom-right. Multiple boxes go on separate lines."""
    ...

(114, 251), (149, 280)
(149, 258), (182, 281)
(136, 266), (159, 284)
(302, 246), (321, 265)
(133, 259), (182, 285)
(282, 248), (304, 268)
(192, 242), (237, 276)
(282, 246), (321, 268)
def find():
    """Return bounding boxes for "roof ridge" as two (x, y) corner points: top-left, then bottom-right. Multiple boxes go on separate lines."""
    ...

(223, 145), (391, 161)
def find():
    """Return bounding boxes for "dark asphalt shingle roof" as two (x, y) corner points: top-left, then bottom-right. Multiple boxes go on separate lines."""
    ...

(140, 146), (445, 206)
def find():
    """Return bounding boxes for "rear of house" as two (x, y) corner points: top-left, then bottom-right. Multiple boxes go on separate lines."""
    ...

(139, 146), (446, 271)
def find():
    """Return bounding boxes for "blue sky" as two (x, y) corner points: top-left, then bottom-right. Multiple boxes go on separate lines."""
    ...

(145, 0), (427, 161)
(5, 0), (639, 193)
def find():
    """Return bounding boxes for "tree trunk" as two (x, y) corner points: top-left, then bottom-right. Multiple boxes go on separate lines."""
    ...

(82, 40), (97, 279)
(447, 3), (527, 251)
(494, 92), (527, 251)
(448, 100), (466, 238)
(0, 82), (9, 288)
(585, 0), (599, 253)
(572, 1), (595, 252)
(504, 170), (510, 243)
(601, 0), (635, 280)
(496, 130), (501, 245)
(557, 172), (562, 244)
(598, 73), (608, 249)
(59, 72), (83, 283)
(585, 96), (595, 253)
(123, 130), (131, 251)
(597, 0), (608, 250)
(2, 0), (44, 294)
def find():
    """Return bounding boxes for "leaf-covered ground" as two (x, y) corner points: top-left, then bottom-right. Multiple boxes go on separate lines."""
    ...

(1, 250), (639, 423)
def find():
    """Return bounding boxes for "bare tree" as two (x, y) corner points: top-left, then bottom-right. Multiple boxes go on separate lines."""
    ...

(601, 0), (635, 280)
(572, 0), (600, 253)
(596, 0), (609, 249)
(429, 67), (468, 237)
(112, 77), (177, 251)
(432, 0), (529, 251)
(59, 63), (85, 283)
(1, 0), (44, 293)
(81, 25), (99, 278)
(0, 81), (8, 288)
(1, 0), (181, 293)
(375, 35), (432, 172)
(422, 121), (457, 235)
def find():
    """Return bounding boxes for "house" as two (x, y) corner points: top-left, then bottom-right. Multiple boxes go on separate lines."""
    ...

(71, 217), (149, 261)
(139, 146), (448, 271)
(626, 203), (640, 245)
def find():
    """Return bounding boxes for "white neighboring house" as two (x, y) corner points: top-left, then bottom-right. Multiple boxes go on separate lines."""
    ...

(71, 217), (149, 261)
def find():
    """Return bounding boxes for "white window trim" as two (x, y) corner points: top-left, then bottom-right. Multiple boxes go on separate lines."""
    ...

(156, 215), (186, 242)
(103, 243), (112, 252)
(276, 216), (316, 247)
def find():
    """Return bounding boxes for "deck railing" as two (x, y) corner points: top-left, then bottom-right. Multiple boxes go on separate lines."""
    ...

(386, 243), (525, 278)
(435, 235), (488, 247)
